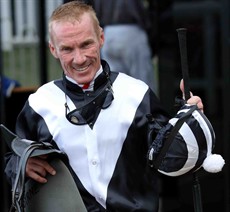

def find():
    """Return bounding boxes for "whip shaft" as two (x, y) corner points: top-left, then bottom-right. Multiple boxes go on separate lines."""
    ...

(177, 28), (203, 212)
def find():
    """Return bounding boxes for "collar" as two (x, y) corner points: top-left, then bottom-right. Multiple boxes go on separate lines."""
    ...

(63, 60), (114, 128)
(63, 60), (111, 93)
(66, 66), (103, 92)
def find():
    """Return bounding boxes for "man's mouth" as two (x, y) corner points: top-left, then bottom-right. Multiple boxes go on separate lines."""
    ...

(75, 64), (90, 72)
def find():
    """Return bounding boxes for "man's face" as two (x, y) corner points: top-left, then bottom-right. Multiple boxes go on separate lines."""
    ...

(49, 13), (104, 84)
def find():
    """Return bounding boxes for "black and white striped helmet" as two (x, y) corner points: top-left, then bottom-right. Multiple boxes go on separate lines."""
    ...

(148, 104), (225, 176)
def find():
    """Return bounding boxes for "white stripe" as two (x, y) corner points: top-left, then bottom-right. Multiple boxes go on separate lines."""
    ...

(164, 117), (199, 176)
(177, 108), (190, 115)
(192, 110), (214, 157)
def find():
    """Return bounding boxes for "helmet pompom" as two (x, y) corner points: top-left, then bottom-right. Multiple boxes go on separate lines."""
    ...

(203, 154), (225, 173)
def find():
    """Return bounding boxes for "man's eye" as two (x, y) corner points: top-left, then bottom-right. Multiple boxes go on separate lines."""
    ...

(61, 47), (72, 52)
(82, 41), (93, 48)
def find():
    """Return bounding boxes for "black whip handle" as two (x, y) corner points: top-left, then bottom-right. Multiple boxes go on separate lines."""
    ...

(177, 28), (191, 101)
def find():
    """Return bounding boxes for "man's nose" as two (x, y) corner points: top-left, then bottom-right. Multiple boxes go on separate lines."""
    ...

(73, 49), (86, 64)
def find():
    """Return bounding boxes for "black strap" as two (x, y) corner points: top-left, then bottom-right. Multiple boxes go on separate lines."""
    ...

(153, 105), (197, 169)
(10, 143), (45, 212)
(9, 142), (62, 212)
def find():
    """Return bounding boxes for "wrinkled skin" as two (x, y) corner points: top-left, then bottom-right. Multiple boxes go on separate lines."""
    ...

(49, 13), (104, 85)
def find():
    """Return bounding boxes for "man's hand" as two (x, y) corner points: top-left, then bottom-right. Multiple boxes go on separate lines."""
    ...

(26, 155), (56, 183)
(180, 79), (204, 112)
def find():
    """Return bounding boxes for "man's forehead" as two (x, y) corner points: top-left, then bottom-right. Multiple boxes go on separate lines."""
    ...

(52, 12), (92, 27)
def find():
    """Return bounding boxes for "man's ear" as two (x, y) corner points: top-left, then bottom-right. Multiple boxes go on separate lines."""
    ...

(99, 27), (104, 48)
(49, 42), (58, 59)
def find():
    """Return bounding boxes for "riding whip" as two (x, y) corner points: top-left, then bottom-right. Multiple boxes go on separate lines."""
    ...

(177, 27), (203, 212)
(176, 28), (225, 212)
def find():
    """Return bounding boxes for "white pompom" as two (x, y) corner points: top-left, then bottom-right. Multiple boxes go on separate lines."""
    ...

(203, 154), (225, 173)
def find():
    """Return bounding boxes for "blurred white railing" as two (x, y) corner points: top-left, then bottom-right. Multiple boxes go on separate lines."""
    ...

(1, 0), (63, 86)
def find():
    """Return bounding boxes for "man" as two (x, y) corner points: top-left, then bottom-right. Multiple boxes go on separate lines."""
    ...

(5, 1), (205, 211)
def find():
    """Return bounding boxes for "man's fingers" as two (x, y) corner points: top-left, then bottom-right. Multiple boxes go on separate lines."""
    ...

(180, 79), (184, 93)
(180, 79), (193, 99)
(41, 160), (56, 176)
(28, 171), (48, 184)
(187, 96), (201, 105)
(26, 157), (56, 183)
(187, 96), (204, 112)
